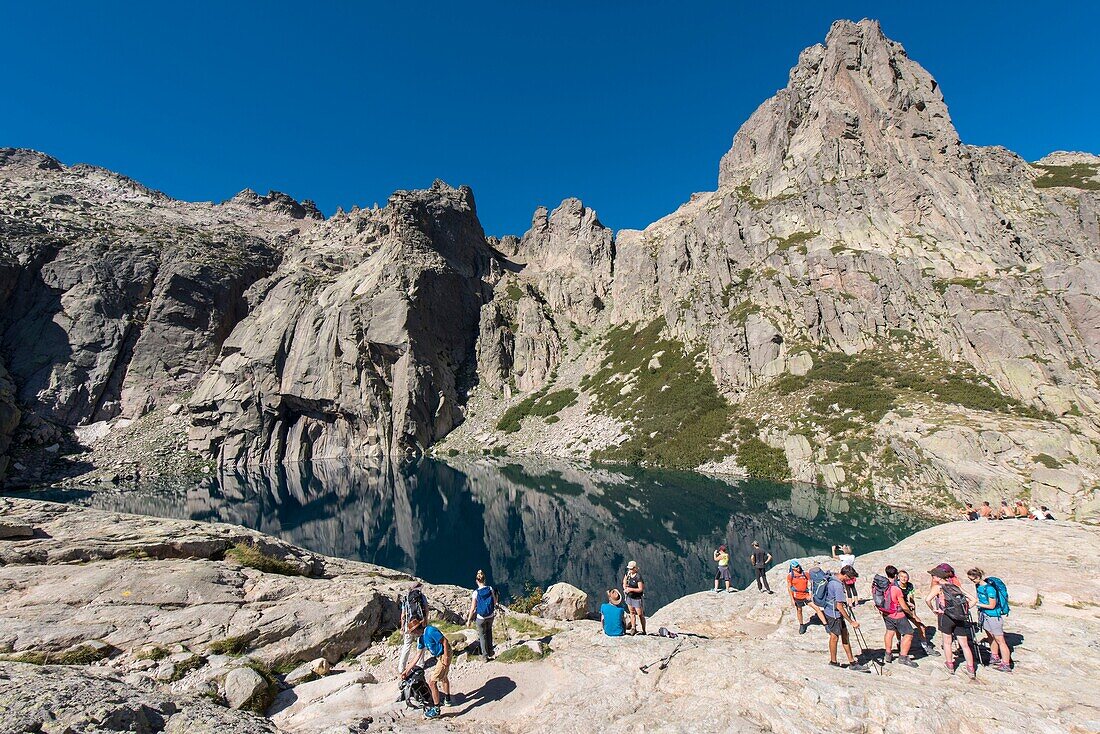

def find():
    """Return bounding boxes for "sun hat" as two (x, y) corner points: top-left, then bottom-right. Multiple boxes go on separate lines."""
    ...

(627, 560), (638, 570)
(928, 563), (955, 579)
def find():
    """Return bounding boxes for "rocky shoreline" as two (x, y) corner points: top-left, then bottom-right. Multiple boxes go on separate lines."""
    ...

(2, 497), (1098, 733)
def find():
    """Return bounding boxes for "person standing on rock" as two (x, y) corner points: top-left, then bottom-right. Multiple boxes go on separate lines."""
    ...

(623, 561), (646, 635)
(466, 569), (498, 662)
(402, 617), (453, 719)
(926, 565), (977, 678)
(967, 568), (1012, 673)
(749, 541), (774, 593)
(714, 545), (732, 593)
(831, 544), (859, 603)
(877, 566), (918, 667)
(823, 565), (869, 672)
(787, 561), (825, 633)
(897, 569), (938, 656)
(398, 583), (429, 676)
(601, 589), (627, 636)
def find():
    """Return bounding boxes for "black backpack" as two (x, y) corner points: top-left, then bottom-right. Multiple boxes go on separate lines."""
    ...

(940, 583), (970, 622)
(403, 588), (427, 624)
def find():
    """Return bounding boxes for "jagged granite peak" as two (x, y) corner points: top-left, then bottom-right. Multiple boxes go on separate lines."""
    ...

(227, 188), (324, 220)
(187, 180), (496, 467)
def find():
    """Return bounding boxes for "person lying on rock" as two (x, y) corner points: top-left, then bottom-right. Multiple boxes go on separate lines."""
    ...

(823, 565), (869, 673)
(601, 589), (627, 637)
(402, 617), (453, 719)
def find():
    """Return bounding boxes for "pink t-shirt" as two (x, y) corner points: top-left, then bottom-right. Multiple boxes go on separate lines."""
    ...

(886, 584), (906, 620)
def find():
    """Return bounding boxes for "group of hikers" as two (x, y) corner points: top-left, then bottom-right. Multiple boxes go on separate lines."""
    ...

(782, 547), (1014, 677)
(962, 499), (1055, 521)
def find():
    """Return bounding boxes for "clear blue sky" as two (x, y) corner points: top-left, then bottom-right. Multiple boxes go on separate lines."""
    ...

(2, 2), (1096, 236)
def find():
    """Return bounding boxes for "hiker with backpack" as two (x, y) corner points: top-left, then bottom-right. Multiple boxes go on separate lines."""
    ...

(925, 564), (978, 678)
(814, 565), (869, 672)
(398, 583), (429, 675)
(623, 561), (646, 635)
(967, 568), (1012, 672)
(873, 566), (918, 667)
(787, 561), (826, 634)
(713, 545), (732, 593)
(749, 541), (774, 593)
(401, 617), (453, 720)
(466, 569), (499, 661)
(831, 544), (861, 603)
(896, 569), (938, 656)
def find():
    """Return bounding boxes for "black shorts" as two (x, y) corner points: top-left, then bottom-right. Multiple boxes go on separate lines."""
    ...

(825, 615), (848, 638)
(715, 567), (731, 582)
(937, 614), (971, 637)
(883, 615), (915, 636)
(794, 598), (811, 608)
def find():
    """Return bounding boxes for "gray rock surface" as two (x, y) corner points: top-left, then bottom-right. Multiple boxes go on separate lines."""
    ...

(538, 582), (590, 621)
(224, 666), (269, 710)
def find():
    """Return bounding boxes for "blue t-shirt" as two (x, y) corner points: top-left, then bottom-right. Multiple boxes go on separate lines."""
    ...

(417, 625), (446, 657)
(824, 578), (847, 619)
(975, 583), (1003, 617)
(601, 603), (626, 636)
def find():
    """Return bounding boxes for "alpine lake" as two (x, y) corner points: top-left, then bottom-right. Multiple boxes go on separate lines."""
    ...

(13, 457), (935, 611)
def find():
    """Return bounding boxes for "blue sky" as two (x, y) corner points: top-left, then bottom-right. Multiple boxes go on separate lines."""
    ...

(2, 2), (1096, 236)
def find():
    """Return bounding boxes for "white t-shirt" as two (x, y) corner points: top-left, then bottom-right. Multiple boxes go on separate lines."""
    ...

(1030, 506), (1046, 520)
(838, 553), (856, 567)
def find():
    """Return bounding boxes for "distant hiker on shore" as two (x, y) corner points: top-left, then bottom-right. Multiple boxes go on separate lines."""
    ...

(961, 503), (978, 521)
(714, 545), (732, 593)
(402, 617), (453, 719)
(821, 565), (869, 672)
(787, 561), (825, 633)
(897, 569), (938, 656)
(997, 500), (1011, 520)
(967, 568), (1012, 673)
(1014, 500), (1029, 518)
(601, 589), (627, 637)
(398, 583), (429, 675)
(979, 501), (993, 519)
(873, 565), (917, 667)
(623, 561), (646, 635)
(926, 564), (977, 678)
(749, 541), (774, 593)
(466, 569), (498, 661)
(831, 544), (859, 603)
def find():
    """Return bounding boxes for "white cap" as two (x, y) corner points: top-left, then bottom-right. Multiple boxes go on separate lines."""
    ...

(627, 560), (638, 569)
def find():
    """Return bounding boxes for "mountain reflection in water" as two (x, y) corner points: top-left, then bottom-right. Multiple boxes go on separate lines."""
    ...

(26, 457), (934, 610)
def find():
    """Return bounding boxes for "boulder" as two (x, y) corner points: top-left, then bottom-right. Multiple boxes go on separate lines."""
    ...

(538, 582), (589, 621)
(0, 521), (34, 539)
(284, 657), (331, 686)
(223, 666), (269, 710)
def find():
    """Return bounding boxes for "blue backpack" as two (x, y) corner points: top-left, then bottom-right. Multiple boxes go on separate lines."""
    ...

(475, 586), (496, 618)
(986, 577), (1010, 617)
(809, 568), (832, 609)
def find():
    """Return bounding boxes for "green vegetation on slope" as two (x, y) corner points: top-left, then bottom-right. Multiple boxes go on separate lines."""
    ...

(1032, 163), (1100, 190)
(226, 543), (308, 577)
(497, 388), (579, 433)
(588, 319), (733, 469)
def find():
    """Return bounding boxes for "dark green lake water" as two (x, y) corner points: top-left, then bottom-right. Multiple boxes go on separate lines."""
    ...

(13, 457), (934, 610)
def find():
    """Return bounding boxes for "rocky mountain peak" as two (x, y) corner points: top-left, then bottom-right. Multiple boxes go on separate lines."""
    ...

(0, 148), (64, 173)
(718, 18), (964, 195)
(226, 188), (323, 220)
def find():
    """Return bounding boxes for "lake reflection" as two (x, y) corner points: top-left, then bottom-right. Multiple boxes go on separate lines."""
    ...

(26, 457), (934, 610)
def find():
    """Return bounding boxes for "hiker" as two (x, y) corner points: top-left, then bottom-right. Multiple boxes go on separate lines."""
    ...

(831, 544), (860, 603)
(873, 566), (917, 667)
(787, 561), (825, 634)
(978, 501), (993, 519)
(960, 503), (978, 521)
(967, 568), (1012, 672)
(749, 541), (774, 593)
(398, 583), (429, 675)
(1040, 506), (1055, 520)
(713, 545), (732, 592)
(925, 564), (978, 678)
(465, 569), (498, 661)
(623, 561), (646, 635)
(897, 569), (938, 656)
(401, 617), (453, 719)
(1014, 500), (1029, 518)
(997, 500), (1011, 520)
(601, 589), (627, 637)
(821, 565), (869, 672)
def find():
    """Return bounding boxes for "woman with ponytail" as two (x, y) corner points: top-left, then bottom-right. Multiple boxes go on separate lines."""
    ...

(467, 569), (499, 661)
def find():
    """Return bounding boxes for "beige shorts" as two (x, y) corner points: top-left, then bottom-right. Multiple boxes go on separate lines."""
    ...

(429, 659), (450, 685)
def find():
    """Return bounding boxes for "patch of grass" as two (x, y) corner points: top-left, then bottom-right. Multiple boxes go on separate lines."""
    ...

(135, 646), (170, 662)
(365, 654), (384, 666)
(1032, 163), (1100, 190)
(226, 543), (307, 577)
(772, 374), (806, 395)
(933, 277), (990, 295)
(169, 654), (208, 682)
(728, 300), (761, 325)
(5, 644), (112, 666)
(240, 660), (279, 714)
(386, 629), (404, 646)
(496, 389), (579, 433)
(271, 659), (301, 675)
(810, 384), (897, 422)
(736, 436), (790, 481)
(1032, 453), (1063, 469)
(589, 319), (734, 469)
(503, 616), (555, 638)
(504, 283), (524, 301)
(508, 582), (545, 614)
(207, 634), (251, 656)
(496, 644), (551, 663)
(773, 230), (818, 252)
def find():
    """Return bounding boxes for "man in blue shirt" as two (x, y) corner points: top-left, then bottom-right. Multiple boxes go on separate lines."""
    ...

(401, 617), (453, 719)
(601, 589), (627, 636)
(824, 566), (869, 672)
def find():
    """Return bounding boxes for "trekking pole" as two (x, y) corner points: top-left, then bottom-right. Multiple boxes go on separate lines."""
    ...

(967, 611), (984, 667)
(848, 607), (882, 675)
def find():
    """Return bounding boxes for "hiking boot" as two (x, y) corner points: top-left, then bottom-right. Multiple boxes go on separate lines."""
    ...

(995, 662), (1012, 673)
(798, 623), (807, 635)
(828, 661), (844, 668)
(883, 652), (894, 664)
(727, 588), (735, 593)
(848, 662), (870, 673)
(713, 588), (721, 593)
(965, 663), (977, 679)
(897, 655), (918, 668)
(922, 642), (940, 656)
(990, 654), (1002, 666)
(443, 695), (454, 707)
(945, 660), (956, 675)
(424, 706), (441, 719)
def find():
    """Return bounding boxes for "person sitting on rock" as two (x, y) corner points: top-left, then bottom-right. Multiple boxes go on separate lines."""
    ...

(601, 589), (627, 637)
(978, 501), (993, 520)
(997, 500), (1011, 520)
(823, 565), (869, 672)
(466, 569), (498, 661)
(960, 503), (978, 521)
(897, 569), (938, 657)
(402, 617), (453, 719)
(967, 568), (1012, 673)
(714, 545), (732, 593)
(749, 541), (774, 594)
(879, 565), (918, 667)
(787, 561), (825, 634)
(623, 561), (646, 635)
(1014, 500), (1029, 518)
